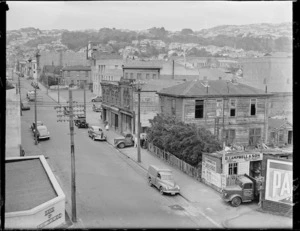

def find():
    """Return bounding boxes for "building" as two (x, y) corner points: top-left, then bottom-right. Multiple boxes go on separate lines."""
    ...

(268, 118), (293, 147)
(157, 79), (272, 147)
(5, 156), (66, 228)
(61, 65), (91, 87)
(122, 63), (162, 81)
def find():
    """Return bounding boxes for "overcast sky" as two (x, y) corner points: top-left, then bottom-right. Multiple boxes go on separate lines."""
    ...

(7, 1), (292, 31)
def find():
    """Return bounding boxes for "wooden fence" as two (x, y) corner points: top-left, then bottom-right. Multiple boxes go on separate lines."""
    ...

(147, 143), (202, 182)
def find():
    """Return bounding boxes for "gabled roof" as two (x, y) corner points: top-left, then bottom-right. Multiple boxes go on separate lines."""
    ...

(268, 118), (292, 130)
(62, 65), (91, 71)
(158, 79), (270, 97)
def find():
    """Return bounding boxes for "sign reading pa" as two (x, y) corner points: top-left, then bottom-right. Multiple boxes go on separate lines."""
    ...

(265, 159), (293, 205)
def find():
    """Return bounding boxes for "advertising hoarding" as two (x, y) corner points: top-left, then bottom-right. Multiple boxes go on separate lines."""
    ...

(265, 159), (293, 205)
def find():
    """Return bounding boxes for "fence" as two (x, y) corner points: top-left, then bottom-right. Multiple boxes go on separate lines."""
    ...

(147, 143), (202, 182)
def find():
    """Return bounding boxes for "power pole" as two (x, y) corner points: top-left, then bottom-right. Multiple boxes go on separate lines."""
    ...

(84, 81), (86, 119)
(18, 74), (22, 116)
(34, 87), (38, 145)
(69, 89), (77, 222)
(46, 76), (48, 95)
(137, 88), (141, 163)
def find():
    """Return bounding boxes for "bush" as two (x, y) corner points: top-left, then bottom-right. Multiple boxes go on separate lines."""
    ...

(147, 114), (222, 166)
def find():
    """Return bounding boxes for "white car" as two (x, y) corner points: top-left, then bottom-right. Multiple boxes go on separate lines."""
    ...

(88, 126), (106, 141)
(36, 125), (50, 140)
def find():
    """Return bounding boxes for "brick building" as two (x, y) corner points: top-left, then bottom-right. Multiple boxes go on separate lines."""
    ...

(61, 66), (91, 87)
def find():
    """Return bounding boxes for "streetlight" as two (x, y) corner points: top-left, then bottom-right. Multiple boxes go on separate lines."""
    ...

(131, 80), (145, 163)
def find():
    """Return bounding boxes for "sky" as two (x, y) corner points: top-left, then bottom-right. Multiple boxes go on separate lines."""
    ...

(7, 1), (292, 31)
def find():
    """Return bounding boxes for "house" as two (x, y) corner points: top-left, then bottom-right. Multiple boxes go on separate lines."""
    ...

(157, 79), (272, 147)
(61, 65), (91, 87)
(122, 63), (162, 81)
(268, 118), (293, 147)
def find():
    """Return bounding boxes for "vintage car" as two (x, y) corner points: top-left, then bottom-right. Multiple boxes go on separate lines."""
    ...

(92, 104), (102, 112)
(21, 101), (30, 110)
(114, 133), (134, 149)
(88, 125), (106, 141)
(74, 115), (89, 128)
(147, 165), (180, 195)
(31, 121), (43, 132)
(90, 96), (102, 102)
(27, 90), (35, 101)
(36, 125), (50, 140)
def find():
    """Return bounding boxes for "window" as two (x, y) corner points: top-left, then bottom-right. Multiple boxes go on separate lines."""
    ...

(249, 128), (261, 146)
(153, 74), (157, 79)
(85, 71), (89, 78)
(137, 73), (142, 80)
(67, 71), (70, 77)
(279, 130), (284, 142)
(228, 163), (238, 175)
(224, 129), (235, 145)
(216, 99), (223, 117)
(171, 99), (176, 115)
(146, 74), (150, 80)
(195, 100), (204, 118)
(130, 73), (134, 79)
(250, 99), (256, 116)
(125, 73), (129, 79)
(244, 183), (252, 189)
(230, 99), (236, 117)
(270, 132), (276, 140)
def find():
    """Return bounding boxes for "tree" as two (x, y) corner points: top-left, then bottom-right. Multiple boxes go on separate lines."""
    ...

(181, 28), (194, 35)
(147, 114), (222, 167)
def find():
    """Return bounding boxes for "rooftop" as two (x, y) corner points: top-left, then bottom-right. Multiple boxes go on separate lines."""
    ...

(268, 118), (292, 130)
(62, 65), (91, 71)
(158, 79), (270, 97)
(6, 158), (57, 212)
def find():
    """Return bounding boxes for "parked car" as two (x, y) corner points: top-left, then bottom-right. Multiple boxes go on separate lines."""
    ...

(21, 101), (30, 110)
(88, 126), (106, 141)
(74, 115), (89, 128)
(36, 125), (50, 140)
(31, 121), (43, 132)
(114, 133), (134, 148)
(31, 81), (40, 89)
(92, 104), (102, 112)
(27, 90), (35, 101)
(91, 96), (102, 102)
(147, 165), (180, 195)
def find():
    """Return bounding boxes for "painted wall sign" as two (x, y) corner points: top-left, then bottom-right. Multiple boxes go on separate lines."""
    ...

(223, 153), (263, 164)
(204, 158), (217, 172)
(265, 159), (293, 205)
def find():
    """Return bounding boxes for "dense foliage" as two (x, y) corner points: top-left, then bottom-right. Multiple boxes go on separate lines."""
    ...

(24, 36), (60, 47)
(147, 114), (222, 167)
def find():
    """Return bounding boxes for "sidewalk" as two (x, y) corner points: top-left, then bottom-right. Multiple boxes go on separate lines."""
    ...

(43, 82), (293, 229)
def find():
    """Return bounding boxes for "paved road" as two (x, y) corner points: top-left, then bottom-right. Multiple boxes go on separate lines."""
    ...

(20, 78), (217, 228)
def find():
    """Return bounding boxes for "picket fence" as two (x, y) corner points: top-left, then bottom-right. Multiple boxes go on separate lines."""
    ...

(147, 143), (202, 182)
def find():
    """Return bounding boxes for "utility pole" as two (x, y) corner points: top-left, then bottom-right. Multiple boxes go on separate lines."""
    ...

(34, 87), (38, 145)
(137, 88), (141, 163)
(58, 77), (60, 104)
(18, 74), (22, 116)
(84, 81), (86, 119)
(46, 75), (49, 95)
(69, 89), (77, 222)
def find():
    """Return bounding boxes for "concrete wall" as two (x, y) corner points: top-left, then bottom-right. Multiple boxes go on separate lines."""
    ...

(6, 89), (21, 158)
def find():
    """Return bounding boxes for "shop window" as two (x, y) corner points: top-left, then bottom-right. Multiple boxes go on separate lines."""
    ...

(250, 99), (256, 116)
(230, 99), (236, 117)
(85, 71), (89, 78)
(195, 100), (204, 119)
(249, 128), (261, 146)
(130, 73), (134, 79)
(153, 74), (157, 79)
(228, 163), (238, 175)
(125, 73), (129, 79)
(146, 74), (150, 80)
(137, 73), (142, 80)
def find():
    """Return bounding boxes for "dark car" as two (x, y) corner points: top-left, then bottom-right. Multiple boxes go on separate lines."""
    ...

(114, 133), (134, 148)
(74, 115), (89, 128)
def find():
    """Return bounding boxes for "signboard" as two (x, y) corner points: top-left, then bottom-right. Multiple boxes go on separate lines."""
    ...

(222, 153), (262, 164)
(265, 159), (293, 205)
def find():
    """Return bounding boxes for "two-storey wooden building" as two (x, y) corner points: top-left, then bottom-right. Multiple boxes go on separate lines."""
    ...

(157, 78), (272, 147)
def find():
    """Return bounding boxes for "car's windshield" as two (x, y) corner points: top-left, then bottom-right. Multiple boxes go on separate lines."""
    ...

(160, 174), (174, 180)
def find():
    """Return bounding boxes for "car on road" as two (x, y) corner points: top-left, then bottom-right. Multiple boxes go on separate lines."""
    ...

(91, 96), (102, 102)
(147, 165), (180, 195)
(92, 104), (102, 112)
(36, 125), (50, 140)
(114, 133), (134, 148)
(31, 121), (43, 132)
(21, 101), (30, 110)
(74, 115), (89, 128)
(88, 125), (106, 141)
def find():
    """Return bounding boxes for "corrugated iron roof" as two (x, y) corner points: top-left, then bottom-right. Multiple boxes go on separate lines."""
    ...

(268, 118), (292, 130)
(158, 79), (269, 97)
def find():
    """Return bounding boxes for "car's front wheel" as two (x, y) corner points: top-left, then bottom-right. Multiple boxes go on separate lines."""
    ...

(118, 143), (125, 149)
(159, 187), (164, 195)
(91, 99), (95, 102)
(93, 136), (95, 141)
(231, 197), (242, 207)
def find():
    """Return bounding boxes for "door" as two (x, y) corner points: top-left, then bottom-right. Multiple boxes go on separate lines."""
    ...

(115, 114), (119, 130)
(243, 183), (253, 201)
(288, 131), (293, 144)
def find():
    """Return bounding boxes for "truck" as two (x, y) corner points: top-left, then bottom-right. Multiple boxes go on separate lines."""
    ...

(222, 174), (263, 207)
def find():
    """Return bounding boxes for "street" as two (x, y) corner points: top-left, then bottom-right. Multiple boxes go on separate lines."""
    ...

(20, 78), (217, 228)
